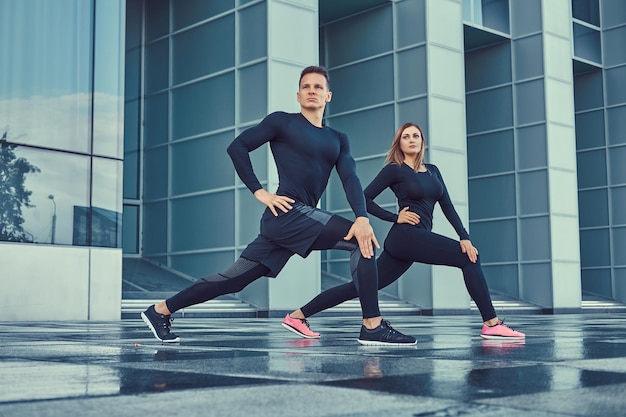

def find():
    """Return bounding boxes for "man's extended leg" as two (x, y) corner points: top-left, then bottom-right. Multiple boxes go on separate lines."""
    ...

(142, 258), (269, 342)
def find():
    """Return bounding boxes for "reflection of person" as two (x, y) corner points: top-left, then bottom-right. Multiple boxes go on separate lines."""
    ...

(284, 123), (525, 340)
(141, 66), (415, 346)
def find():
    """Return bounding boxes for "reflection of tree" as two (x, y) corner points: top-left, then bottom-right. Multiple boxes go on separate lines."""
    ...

(0, 131), (40, 242)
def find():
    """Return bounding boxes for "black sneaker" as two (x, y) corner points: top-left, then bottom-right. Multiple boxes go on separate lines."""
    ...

(357, 320), (416, 346)
(141, 305), (180, 343)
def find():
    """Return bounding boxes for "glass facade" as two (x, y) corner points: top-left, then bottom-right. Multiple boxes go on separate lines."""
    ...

(0, 0), (124, 247)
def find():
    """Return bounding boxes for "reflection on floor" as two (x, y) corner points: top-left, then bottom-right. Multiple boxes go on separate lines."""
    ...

(2, 314), (626, 416)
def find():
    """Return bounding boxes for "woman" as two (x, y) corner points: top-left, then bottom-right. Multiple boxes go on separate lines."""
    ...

(281, 122), (525, 341)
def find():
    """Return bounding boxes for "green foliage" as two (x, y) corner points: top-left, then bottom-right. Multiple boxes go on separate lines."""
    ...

(0, 133), (40, 242)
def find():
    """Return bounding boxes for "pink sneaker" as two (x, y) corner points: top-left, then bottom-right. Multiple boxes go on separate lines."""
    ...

(281, 314), (320, 339)
(481, 320), (525, 340)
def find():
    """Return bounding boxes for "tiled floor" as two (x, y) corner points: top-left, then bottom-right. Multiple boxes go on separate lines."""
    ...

(1, 314), (626, 416)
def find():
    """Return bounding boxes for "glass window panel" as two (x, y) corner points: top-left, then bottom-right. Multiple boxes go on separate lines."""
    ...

(123, 99), (140, 199)
(90, 158), (122, 248)
(573, 23), (601, 64)
(605, 66), (626, 107)
(93, 0), (124, 160)
(145, 39), (169, 94)
(607, 105), (626, 146)
(326, 6), (392, 67)
(0, 0), (91, 153)
(580, 228), (611, 267)
(2, 146), (89, 245)
(581, 268), (612, 298)
(601, 0), (626, 29)
(397, 47), (427, 99)
(171, 191), (235, 251)
(469, 219), (518, 262)
(516, 79), (545, 125)
(238, 187), (265, 244)
(468, 174), (516, 219)
(576, 149), (607, 188)
(572, 0), (600, 26)
(123, 149), (139, 200)
(578, 188), (609, 228)
(142, 201), (167, 255)
(172, 15), (235, 85)
(327, 105), (395, 159)
(144, 92), (169, 147)
(143, 146), (168, 200)
(614, 227), (626, 265)
(326, 170), (349, 212)
(521, 263), (551, 299)
(172, 0), (234, 30)
(124, 48), (141, 100)
(510, 0), (541, 37)
(575, 110), (605, 150)
(125, 0), (143, 49)
(238, 63), (267, 123)
(170, 251), (235, 279)
(356, 157), (388, 194)
(517, 124), (547, 170)
(239, 2), (267, 64)
(467, 130), (514, 176)
(171, 131), (234, 195)
(574, 70), (603, 112)
(484, 264), (519, 296)
(145, 0), (169, 42)
(518, 170), (548, 215)
(481, 0), (510, 34)
(465, 42), (512, 91)
(612, 186), (626, 225)
(396, 0), (426, 47)
(125, 49), (141, 101)
(519, 216), (550, 260)
(329, 57), (394, 114)
(603, 26), (626, 67)
(122, 204), (139, 254)
(398, 98), (428, 135)
(172, 72), (235, 140)
(609, 145), (626, 185)
(513, 35), (543, 81)
(466, 86), (513, 134)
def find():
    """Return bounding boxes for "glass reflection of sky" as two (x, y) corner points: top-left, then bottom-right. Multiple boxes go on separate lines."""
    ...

(16, 147), (90, 245)
(0, 0), (124, 157)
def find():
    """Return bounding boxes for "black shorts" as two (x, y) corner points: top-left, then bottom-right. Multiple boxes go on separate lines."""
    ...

(240, 202), (333, 277)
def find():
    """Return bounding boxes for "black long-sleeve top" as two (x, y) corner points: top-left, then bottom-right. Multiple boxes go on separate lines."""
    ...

(364, 162), (470, 240)
(227, 112), (367, 218)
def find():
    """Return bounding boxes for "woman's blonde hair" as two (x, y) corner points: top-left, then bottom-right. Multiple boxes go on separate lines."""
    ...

(384, 122), (426, 172)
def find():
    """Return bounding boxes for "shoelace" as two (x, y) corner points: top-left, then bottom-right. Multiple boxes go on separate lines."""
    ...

(299, 318), (312, 329)
(159, 315), (173, 331)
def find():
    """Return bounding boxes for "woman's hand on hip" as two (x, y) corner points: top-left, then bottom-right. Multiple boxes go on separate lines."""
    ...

(397, 207), (420, 225)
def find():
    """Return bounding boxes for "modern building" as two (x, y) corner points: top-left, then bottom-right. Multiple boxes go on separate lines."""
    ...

(1, 0), (624, 321)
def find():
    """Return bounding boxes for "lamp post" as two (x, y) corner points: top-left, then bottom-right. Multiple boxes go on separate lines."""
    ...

(48, 195), (56, 244)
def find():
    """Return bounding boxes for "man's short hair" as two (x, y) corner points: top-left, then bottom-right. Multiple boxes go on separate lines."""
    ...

(299, 66), (330, 89)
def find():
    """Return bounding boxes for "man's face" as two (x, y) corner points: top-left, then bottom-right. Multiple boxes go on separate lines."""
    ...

(297, 73), (332, 110)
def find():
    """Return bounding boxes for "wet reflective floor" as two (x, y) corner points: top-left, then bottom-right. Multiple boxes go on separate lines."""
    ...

(2, 314), (626, 416)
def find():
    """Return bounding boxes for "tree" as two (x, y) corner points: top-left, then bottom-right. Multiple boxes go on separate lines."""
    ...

(0, 131), (40, 242)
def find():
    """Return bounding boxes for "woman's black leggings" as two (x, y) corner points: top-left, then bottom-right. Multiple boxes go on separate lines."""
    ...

(300, 225), (497, 322)
(166, 215), (381, 318)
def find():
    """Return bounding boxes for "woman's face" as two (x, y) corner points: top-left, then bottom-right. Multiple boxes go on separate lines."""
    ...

(399, 126), (423, 158)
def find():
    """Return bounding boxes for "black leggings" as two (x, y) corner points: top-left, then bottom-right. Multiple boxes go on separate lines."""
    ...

(300, 225), (497, 322)
(166, 215), (381, 318)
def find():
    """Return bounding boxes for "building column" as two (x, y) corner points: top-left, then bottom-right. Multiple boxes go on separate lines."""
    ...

(515, 0), (581, 312)
(400, 0), (471, 314)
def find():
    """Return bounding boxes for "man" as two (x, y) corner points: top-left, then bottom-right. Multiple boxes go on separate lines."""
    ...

(141, 66), (415, 346)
